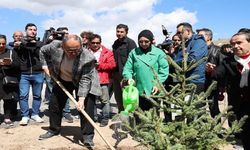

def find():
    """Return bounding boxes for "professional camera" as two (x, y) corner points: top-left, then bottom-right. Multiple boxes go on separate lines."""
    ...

(157, 25), (173, 53)
(42, 27), (68, 44)
(21, 36), (40, 47)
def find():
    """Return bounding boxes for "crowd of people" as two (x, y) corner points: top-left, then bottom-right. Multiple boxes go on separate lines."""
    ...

(0, 22), (250, 149)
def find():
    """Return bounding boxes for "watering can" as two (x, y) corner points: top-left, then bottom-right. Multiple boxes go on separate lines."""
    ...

(120, 80), (139, 116)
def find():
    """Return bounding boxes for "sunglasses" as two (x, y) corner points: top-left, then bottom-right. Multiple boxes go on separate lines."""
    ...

(91, 42), (101, 45)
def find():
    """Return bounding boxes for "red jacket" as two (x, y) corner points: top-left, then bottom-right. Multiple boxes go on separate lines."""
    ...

(96, 46), (116, 84)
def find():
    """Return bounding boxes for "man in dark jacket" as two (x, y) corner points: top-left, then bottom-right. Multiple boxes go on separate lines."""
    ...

(212, 31), (250, 149)
(15, 23), (44, 125)
(197, 28), (225, 117)
(112, 24), (137, 112)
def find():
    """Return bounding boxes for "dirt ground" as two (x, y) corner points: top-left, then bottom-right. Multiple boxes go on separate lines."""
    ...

(0, 86), (147, 150)
(0, 120), (146, 150)
(0, 89), (242, 150)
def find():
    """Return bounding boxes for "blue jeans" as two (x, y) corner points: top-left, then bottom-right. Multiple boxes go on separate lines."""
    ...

(19, 73), (44, 117)
(94, 84), (110, 120)
(63, 99), (71, 114)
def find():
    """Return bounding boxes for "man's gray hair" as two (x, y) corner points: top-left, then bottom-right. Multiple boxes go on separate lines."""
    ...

(196, 28), (213, 40)
(62, 34), (82, 45)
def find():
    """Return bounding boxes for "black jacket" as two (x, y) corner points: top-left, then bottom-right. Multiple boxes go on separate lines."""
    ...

(0, 48), (21, 100)
(112, 37), (136, 75)
(15, 40), (44, 73)
(207, 43), (224, 65)
(205, 43), (226, 88)
(212, 56), (250, 115)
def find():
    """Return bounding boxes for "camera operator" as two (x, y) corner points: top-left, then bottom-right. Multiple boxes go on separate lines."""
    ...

(42, 27), (74, 123)
(43, 27), (68, 44)
(14, 23), (45, 125)
(156, 26), (176, 55)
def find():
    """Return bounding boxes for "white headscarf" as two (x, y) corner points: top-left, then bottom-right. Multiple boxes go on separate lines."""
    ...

(234, 55), (250, 87)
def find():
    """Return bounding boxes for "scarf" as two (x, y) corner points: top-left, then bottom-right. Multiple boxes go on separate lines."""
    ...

(234, 54), (250, 88)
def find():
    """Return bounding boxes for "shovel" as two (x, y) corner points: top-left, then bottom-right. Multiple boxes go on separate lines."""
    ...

(51, 75), (115, 150)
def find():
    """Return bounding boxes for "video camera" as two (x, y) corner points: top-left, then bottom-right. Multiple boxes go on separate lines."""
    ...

(20, 36), (40, 47)
(42, 27), (68, 44)
(157, 25), (173, 53)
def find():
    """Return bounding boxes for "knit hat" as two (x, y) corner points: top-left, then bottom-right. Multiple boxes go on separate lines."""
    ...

(138, 29), (154, 42)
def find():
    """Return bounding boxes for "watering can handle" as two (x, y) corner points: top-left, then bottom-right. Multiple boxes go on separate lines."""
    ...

(128, 79), (135, 86)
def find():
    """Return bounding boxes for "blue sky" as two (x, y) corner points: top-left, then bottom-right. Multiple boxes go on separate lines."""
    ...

(154, 0), (250, 39)
(0, 0), (249, 46)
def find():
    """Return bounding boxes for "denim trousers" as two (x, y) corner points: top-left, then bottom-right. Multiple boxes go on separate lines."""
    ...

(94, 84), (110, 120)
(19, 72), (44, 117)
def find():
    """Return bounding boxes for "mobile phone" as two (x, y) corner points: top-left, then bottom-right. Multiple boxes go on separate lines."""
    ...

(3, 58), (11, 61)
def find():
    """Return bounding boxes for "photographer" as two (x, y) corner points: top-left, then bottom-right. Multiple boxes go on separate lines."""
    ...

(15, 23), (44, 125)
(42, 27), (69, 44)
(42, 27), (74, 123)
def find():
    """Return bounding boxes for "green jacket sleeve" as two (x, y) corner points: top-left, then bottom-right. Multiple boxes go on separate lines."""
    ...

(157, 51), (169, 83)
(122, 50), (134, 80)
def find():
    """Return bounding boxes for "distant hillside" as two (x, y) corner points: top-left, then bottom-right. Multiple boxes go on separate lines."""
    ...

(214, 38), (230, 46)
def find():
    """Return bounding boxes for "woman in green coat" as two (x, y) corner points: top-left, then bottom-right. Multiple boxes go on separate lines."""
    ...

(122, 29), (169, 111)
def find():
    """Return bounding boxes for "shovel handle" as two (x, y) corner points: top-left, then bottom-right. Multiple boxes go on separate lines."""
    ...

(51, 75), (115, 150)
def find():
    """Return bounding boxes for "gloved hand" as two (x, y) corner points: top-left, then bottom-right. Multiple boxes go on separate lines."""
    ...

(128, 78), (135, 85)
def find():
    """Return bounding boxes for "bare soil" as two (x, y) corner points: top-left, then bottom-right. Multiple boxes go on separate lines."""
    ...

(0, 91), (241, 150)
(0, 102), (146, 150)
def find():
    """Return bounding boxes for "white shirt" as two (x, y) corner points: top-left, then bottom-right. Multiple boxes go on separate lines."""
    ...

(92, 47), (102, 62)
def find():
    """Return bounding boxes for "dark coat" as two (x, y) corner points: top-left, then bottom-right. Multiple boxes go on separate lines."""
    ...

(205, 43), (226, 88)
(15, 40), (44, 73)
(212, 55), (250, 149)
(0, 48), (21, 100)
(212, 56), (250, 116)
(112, 37), (137, 75)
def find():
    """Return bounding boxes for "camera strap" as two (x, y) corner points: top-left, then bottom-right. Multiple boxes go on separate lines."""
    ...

(9, 49), (12, 61)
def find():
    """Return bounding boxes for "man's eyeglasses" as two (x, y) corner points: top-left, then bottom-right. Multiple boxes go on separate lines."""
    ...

(64, 48), (80, 54)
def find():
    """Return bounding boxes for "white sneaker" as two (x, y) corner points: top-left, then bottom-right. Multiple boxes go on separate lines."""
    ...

(31, 115), (44, 123)
(19, 117), (30, 125)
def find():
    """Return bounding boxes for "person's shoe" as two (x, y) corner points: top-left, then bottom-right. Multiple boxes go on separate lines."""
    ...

(31, 115), (44, 123)
(84, 142), (94, 147)
(19, 117), (30, 126)
(4, 119), (14, 126)
(39, 131), (57, 140)
(74, 115), (80, 119)
(83, 141), (94, 147)
(64, 113), (73, 123)
(100, 119), (109, 127)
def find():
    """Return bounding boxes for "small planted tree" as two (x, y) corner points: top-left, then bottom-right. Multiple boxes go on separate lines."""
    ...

(122, 42), (246, 150)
